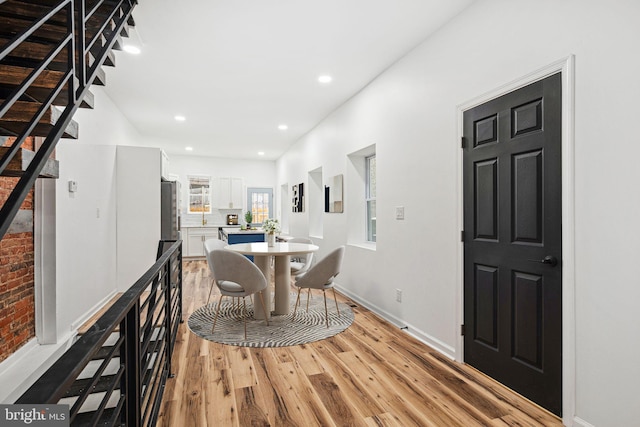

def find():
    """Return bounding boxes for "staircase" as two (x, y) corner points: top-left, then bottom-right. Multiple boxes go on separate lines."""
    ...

(0, 2), (185, 426)
(0, 0), (136, 241)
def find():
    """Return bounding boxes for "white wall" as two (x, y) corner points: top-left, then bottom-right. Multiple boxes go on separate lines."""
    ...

(55, 143), (118, 336)
(168, 154), (276, 225)
(276, 1), (640, 425)
(55, 85), (143, 335)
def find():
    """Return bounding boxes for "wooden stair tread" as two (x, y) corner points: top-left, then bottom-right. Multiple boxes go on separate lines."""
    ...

(0, 146), (59, 178)
(0, 14), (69, 43)
(0, 1), (68, 27)
(0, 100), (78, 139)
(0, 37), (107, 86)
(0, 7), (124, 63)
(0, 65), (94, 109)
(71, 407), (120, 426)
(63, 374), (120, 399)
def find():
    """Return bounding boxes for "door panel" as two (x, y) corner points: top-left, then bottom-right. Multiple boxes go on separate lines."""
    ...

(463, 73), (562, 416)
(474, 159), (498, 240)
(512, 150), (543, 243)
(512, 271), (543, 369)
(474, 264), (499, 349)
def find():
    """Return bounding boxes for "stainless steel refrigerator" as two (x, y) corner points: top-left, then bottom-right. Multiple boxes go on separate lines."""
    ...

(161, 180), (181, 240)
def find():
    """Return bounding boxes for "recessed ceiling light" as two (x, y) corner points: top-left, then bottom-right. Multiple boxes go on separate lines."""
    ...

(318, 75), (332, 84)
(174, 115), (186, 122)
(278, 124), (288, 130)
(123, 44), (141, 55)
(258, 151), (265, 156)
(185, 147), (193, 151)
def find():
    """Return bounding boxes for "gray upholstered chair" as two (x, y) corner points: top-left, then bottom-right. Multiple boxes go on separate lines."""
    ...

(210, 249), (269, 338)
(204, 238), (228, 304)
(292, 246), (345, 327)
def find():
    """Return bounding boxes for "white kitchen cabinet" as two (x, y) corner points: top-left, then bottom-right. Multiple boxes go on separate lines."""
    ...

(184, 227), (218, 257)
(215, 177), (243, 209)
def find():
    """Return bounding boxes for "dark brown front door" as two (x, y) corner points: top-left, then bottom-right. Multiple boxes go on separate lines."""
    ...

(463, 73), (562, 416)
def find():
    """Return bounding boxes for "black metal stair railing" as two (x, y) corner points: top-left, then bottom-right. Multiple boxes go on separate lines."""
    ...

(0, 0), (137, 241)
(17, 240), (183, 426)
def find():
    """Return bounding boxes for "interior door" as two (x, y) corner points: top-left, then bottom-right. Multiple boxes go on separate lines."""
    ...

(463, 73), (562, 416)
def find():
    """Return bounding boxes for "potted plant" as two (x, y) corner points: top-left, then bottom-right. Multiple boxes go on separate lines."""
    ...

(244, 210), (253, 229)
(262, 218), (281, 246)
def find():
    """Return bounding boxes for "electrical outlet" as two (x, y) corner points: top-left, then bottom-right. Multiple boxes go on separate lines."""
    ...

(396, 288), (402, 302)
(395, 206), (405, 220)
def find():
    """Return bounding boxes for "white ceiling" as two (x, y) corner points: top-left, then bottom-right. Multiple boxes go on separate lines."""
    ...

(104, 0), (474, 160)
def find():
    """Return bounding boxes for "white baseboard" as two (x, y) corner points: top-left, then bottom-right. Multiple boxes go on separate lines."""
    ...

(335, 284), (456, 360)
(0, 332), (75, 403)
(572, 417), (595, 427)
(70, 290), (118, 331)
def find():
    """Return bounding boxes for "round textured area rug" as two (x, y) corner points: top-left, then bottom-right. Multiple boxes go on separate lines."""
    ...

(188, 292), (354, 347)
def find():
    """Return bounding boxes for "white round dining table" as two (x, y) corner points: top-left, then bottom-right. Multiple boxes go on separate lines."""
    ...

(224, 242), (319, 320)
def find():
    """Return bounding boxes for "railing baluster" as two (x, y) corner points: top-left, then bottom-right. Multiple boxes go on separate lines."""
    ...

(164, 262), (173, 378)
(123, 300), (141, 427)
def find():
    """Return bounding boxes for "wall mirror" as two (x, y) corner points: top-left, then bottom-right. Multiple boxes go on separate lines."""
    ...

(324, 174), (343, 213)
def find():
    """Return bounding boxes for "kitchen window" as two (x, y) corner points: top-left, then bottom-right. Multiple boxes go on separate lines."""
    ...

(188, 176), (211, 214)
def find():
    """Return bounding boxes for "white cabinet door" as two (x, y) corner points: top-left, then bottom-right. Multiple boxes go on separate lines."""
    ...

(187, 233), (205, 257)
(216, 177), (244, 209)
(217, 177), (231, 208)
(185, 227), (219, 257)
(230, 177), (243, 209)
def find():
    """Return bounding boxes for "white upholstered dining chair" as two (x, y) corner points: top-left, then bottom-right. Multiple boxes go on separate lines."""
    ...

(204, 238), (228, 304)
(209, 249), (269, 338)
(289, 237), (314, 277)
(292, 246), (345, 327)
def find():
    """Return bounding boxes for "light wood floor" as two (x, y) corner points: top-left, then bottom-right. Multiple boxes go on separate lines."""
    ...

(157, 260), (562, 426)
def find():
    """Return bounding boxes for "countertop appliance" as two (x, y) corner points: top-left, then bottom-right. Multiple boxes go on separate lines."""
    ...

(226, 214), (238, 225)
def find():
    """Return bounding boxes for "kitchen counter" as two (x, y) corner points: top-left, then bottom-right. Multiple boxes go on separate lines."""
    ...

(181, 223), (240, 228)
(221, 227), (264, 234)
(219, 228), (265, 259)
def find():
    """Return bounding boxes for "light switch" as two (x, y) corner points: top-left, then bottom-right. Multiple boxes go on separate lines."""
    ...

(395, 206), (405, 220)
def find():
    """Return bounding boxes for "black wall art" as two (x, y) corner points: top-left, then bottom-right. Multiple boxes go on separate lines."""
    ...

(292, 183), (304, 212)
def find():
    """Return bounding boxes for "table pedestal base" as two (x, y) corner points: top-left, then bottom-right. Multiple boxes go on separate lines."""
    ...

(253, 256), (271, 320)
(252, 255), (292, 320)
(274, 255), (291, 314)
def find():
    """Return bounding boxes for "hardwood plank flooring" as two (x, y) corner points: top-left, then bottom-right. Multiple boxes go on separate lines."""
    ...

(157, 260), (562, 426)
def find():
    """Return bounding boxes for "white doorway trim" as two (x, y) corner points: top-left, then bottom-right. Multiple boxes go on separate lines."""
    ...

(455, 55), (576, 425)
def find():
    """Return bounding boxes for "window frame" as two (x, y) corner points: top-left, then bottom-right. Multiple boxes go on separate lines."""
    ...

(365, 154), (376, 242)
(247, 187), (274, 226)
(187, 175), (212, 214)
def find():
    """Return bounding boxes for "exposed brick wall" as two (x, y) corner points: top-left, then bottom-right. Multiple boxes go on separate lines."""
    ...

(0, 137), (35, 363)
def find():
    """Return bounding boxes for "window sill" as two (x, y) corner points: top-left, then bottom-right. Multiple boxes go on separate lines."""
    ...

(348, 241), (376, 251)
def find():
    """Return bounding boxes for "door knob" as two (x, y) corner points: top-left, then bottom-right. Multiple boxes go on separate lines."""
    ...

(528, 255), (558, 267)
